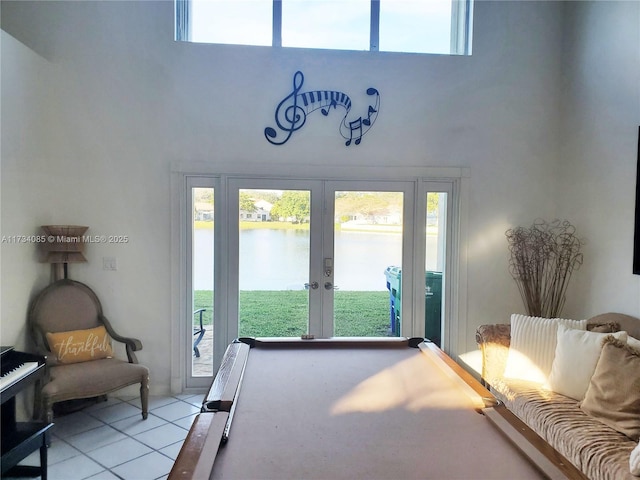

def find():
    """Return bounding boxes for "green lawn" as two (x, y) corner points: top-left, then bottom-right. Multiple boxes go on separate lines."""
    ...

(193, 290), (391, 337)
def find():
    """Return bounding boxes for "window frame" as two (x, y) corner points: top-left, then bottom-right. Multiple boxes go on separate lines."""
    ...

(176, 0), (473, 55)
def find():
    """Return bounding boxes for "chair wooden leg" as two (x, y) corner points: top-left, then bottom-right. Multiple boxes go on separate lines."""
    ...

(140, 375), (149, 420)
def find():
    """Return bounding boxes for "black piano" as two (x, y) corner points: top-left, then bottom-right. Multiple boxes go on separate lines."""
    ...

(1, 346), (52, 480)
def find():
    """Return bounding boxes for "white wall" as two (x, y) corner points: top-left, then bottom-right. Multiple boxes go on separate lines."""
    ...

(2, 0), (636, 394)
(559, 1), (640, 316)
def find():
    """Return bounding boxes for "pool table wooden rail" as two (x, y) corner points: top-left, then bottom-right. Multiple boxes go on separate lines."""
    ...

(419, 341), (497, 410)
(202, 342), (249, 413)
(169, 337), (588, 480)
(238, 336), (425, 349)
(168, 412), (228, 480)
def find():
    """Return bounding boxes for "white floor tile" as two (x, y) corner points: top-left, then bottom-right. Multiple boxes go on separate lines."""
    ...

(110, 412), (167, 436)
(127, 395), (178, 410)
(171, 412), (197, 431)
(27, 396), (189, 480)
(47, 454), (105, 480)
(158, 440), (185, 460)
(47, 439), (83, 465)
(178, 393), (205, 407)
(148, 396), (181, 408)
(134, 423), (189, 450)
(86, 437), (153, 468)
(16, 439), (80, 472)
(83, 397), (122, 412)
(151, 401), (200, 422)
(88, 402), (142, 423)
(114, 395), (137, 403)
(51, 412), (105, 439)
(15, 449), (40, 467)
(110, 451), (175, 480)
(85, 470), (121, 480)
(65, 425), (128, 453)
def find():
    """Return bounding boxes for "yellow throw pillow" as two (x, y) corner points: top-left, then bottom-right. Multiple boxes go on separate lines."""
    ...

(46, 325), (113, 364)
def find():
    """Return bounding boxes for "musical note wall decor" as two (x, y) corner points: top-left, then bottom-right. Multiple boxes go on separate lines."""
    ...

(265, 71), (380, 147)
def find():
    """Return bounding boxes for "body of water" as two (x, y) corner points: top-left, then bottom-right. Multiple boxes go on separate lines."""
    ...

(194, 228), (436, 291)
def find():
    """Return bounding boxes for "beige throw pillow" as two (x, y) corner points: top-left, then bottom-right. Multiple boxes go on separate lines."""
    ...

(580, 337), (640, 441)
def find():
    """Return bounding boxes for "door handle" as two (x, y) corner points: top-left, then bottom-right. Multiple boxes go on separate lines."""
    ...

(305, 282), (319, 290)
(324, 282), (339, 290)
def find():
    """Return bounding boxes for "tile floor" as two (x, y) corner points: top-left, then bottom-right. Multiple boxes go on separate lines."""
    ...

(8, 394), (203, 480)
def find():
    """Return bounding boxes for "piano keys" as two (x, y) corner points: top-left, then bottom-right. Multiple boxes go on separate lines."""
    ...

(1, 346), (51, 480)
(1, 360), (39, 392)
(1, 347), (45, 400)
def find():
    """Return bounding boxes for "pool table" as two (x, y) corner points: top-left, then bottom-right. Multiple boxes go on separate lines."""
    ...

(169, 337), (586, 480)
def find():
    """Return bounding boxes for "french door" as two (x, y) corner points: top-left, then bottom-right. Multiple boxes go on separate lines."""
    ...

(184, 174), (453, 388)
(229, 179), (412, 340)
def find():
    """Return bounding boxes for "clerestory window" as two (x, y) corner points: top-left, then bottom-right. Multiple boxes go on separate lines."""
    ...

(175, 0), (473, 55)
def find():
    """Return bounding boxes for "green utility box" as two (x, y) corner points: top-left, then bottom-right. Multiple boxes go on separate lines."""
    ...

(425, 271), (442, 347)
(384, 267), (442, 345)
(384, 266), (402, 335)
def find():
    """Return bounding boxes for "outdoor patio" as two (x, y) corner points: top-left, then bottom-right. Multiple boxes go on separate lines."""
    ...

(192, 329), (215, 377)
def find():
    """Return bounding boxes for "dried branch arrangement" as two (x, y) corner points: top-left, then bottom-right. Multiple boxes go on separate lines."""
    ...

(506, 219), (583, 318)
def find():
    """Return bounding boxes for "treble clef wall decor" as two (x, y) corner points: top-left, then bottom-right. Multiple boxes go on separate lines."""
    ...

(264, 71), (380, 147)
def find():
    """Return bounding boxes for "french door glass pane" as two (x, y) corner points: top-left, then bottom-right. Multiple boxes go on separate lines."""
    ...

(425, 192), (447, 346)
(333, 191), (403, 336)
(192, 187), (214, 377)
(238, 189), (311, 337)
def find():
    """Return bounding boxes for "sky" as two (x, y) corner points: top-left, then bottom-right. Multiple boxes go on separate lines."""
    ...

(190, 0), (453, 54)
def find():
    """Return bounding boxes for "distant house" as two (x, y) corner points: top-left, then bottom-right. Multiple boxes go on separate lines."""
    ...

(194, 202), (214, 221)
(240, 199), (273, 222)
(336, 211), (402, 225)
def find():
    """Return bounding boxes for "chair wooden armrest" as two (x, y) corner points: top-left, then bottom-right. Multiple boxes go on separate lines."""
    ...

(475, 324), (511, 386)
(100, 315), (143, 364)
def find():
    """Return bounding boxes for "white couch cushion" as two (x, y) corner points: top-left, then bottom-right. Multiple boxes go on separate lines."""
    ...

(504, 314), (587, 384)
(548, 325), (627, 400)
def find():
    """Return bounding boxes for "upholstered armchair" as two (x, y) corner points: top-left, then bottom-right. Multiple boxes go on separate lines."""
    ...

(28, 279), (149, 423)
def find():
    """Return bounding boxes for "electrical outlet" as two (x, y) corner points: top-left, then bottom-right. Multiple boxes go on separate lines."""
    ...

(103, 256), (117, 271)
